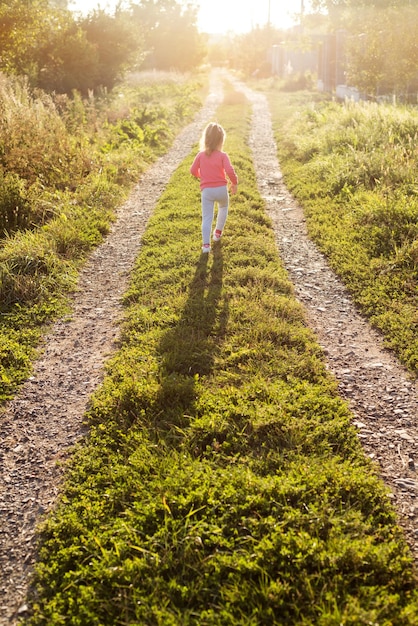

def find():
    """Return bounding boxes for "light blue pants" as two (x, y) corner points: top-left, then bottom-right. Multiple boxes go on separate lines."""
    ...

(201, 185), (229, 245)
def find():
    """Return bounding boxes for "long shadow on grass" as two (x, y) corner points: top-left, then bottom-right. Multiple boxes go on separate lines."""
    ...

(153, 244), (228, 437)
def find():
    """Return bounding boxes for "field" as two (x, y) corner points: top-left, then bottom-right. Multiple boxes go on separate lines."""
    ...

(13, 78), (418, 624)
(264, 86), (418, 375)
(0, 72), (203, 404)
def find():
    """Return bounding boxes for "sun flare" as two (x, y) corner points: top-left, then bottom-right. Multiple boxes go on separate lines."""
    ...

(69, 0), (305, 34)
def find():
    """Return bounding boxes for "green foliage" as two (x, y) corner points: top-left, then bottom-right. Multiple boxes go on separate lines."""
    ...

(77, 9), (142, 93)
(229, 25), (286, 78)
(132, 0), (205, 72)
(0, 75), (93, 202)
(0, 1), (142, 95)
(0, 233), (73, 308)
(345, 6), (418, 99)
(0, 0), (49, 78)
(0, 72), (204, 403)
(0, 72), (202, 234)
(0, 0), (206, 94)
(312, 1), (418, 99)
(26, 89), (418, 625)
(103, 106), (170, 151)
(0, 325), (39, 403)
(0, 171), (30, 234)
(269, 91), (418, 373)
(33, 18), (100, 95)
(100, 77), (202, 169)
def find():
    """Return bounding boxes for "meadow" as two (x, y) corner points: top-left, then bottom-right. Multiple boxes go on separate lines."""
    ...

(24, 84), (418, 624)
(264, 86), (418, 375)
(0, 71), (203, 403)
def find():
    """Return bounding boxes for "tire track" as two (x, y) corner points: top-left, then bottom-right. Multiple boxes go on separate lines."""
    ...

(0, 73), (224, 625)
(234, 77), (418, 564)
(2, 71), (417, 624)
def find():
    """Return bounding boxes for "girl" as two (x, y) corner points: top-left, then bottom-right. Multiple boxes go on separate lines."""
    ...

(190, 122), (238, 253)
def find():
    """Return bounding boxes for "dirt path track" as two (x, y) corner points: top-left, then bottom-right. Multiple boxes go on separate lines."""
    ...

(0, 75), (223, 624)
(233, 77), (418, 562)
(0, 71), (417, 623)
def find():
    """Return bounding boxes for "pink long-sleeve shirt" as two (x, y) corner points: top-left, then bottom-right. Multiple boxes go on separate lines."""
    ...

(190, 150), (238, 190)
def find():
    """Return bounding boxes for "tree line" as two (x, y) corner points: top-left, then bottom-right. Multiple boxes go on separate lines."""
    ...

(0, 0), (205, 95)
(1, 0), (416, 102)
(312, 0), (418, 99)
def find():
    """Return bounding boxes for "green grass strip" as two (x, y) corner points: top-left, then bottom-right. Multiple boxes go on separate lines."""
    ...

(265, 88), (418, 375)
(28, 89), (418, 625)
(0, 76), (203, 404)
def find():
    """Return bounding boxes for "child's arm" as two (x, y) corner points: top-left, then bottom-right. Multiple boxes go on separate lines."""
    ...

(223, 153), (238, 193)
(190, 153), (201, 178)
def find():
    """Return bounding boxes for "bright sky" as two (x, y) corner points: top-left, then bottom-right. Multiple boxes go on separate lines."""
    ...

(69, 0), (309, 34)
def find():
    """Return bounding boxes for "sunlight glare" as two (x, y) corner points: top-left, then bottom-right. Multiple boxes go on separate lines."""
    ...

(69, 0), (307, 34)
(197, 0), (304, 34)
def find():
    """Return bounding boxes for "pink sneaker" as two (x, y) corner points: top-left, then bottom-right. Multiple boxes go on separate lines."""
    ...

(213, 229), (222, 242)
(202, 244), (211, 253)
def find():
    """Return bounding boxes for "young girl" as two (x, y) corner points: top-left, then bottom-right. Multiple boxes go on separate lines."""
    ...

(190, 122), (238, 253)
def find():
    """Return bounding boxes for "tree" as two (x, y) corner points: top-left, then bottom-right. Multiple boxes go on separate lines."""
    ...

(310, 0), (416, 29)
(345, 5), (418, 98)
(231, 25), (284, 78)
(131, 0), (206, 71)
(80, 9), (143, 90)
(310, 0), (418, 98)
(0, 1), (144, 94)
(34, 18), (100, 94)
(0, 0), (50, 78)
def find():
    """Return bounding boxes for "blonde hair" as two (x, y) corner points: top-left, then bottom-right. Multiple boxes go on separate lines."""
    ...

(200, 122), (225, 155)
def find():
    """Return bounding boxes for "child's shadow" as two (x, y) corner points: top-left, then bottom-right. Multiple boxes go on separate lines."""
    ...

(162, 246), (226, 373)
(153, 245), (228, 437)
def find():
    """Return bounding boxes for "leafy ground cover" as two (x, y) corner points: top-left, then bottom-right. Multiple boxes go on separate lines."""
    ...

(0, 72), (203, 403)
(26, 89), (418, 624)
(265, 86), (418, 375)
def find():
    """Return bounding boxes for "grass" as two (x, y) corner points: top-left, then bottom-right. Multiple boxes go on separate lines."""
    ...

(264, 86), (418, 375)
(0, 72), (204, 403)
(25, 86), (418, 625)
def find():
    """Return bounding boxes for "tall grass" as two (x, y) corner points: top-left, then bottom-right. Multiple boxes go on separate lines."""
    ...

(0, 76), (92, 234)
(0, 72), (203, 236)
(26, 88), (418, 625)
(0, 72), (204, 403)
(268, 91), (418, 374)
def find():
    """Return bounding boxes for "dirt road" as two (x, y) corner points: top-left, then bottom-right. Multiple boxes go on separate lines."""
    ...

(0, 70), (417, 623)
